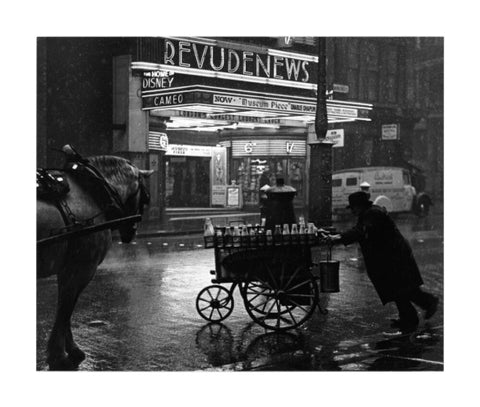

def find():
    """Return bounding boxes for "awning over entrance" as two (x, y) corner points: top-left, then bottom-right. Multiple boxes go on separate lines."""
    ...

(131, 37), (373, 132)
(138, 83), (372, 131)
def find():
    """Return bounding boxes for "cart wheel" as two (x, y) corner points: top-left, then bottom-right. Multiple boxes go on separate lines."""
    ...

(241, 264), (318, 331)
(196, 285), (234, 322)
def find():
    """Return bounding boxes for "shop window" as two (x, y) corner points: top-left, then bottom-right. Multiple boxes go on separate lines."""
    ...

(166, 156), (210, 208)
(346, 177), (357, 186)
(233, 157), (305, 208)
(332, 178), (342, 187)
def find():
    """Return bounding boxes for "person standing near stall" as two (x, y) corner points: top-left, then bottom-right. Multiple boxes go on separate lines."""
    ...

(328, 191), (439, 335)
(258, 172), (271, 219)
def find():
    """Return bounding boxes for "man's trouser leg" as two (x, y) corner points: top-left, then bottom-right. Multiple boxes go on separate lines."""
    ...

(409, 287), (437, 310)
(394, 298), (419, 328)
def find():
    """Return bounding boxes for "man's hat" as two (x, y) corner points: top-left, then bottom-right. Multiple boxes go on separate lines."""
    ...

(346, 191), (372, 209)
(360, 181), (370, 188)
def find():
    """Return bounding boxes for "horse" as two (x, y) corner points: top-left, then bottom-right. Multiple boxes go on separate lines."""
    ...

(37, 148), (153, 370)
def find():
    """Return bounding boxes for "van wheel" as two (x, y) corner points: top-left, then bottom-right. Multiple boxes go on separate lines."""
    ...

(417, 199), (431, 217)
(373, 195), (392, 213)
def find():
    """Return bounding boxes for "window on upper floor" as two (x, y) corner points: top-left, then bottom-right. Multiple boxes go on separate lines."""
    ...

(383, 45), (399, 103)
(366, 42), (379, 102)
(347, 38), (360, 99)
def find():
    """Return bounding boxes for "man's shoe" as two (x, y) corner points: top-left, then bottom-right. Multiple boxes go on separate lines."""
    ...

(424, 297), (439, 320)
(383, 322), (418, 337)
(382, 329), (406, 337)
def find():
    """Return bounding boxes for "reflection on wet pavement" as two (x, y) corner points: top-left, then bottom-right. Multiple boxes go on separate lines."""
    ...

(37, 213), (443, 371)
(195, 321), (443, 371)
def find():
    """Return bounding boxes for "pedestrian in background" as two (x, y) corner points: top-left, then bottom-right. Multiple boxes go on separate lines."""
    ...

(360, 181), (371, 198)
(328, 191), (439, 335)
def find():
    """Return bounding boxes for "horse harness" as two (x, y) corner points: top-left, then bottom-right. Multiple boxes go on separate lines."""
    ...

(37, 159), (149, 236)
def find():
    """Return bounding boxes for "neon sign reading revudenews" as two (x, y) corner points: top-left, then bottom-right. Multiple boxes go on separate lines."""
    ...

(162, 38), (314, 84)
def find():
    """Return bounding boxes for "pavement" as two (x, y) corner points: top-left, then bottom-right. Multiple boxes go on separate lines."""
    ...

(37, 205), (444, 371)
(132, 204), (443, 239)
(133, 207), (262, 238)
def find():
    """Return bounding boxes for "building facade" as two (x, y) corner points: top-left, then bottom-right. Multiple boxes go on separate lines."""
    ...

(322, 37), (443, 202)
(37, 36), (443, 221)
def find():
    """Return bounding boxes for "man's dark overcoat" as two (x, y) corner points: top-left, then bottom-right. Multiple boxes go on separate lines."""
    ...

(340, 204), (423, 304)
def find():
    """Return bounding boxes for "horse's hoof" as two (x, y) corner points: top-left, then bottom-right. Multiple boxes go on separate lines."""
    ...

(47, 354), (77, 371)
(68, 348), (86, 364)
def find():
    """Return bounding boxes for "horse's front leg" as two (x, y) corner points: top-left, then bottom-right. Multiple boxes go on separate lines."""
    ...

(47, 266), (91, 370)
(65, 294), (87, 365)
(54, 263), (99, 370)
(47, 276), (78, 370)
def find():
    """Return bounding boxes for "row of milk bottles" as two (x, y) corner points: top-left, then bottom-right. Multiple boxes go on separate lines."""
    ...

(203, 216), (319, 249)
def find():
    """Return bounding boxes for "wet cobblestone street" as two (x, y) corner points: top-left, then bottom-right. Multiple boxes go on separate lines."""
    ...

(36, 213), (443, 371)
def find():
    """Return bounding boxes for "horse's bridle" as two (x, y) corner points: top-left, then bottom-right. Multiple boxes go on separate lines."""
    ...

(61, 158), (150, 226)
(125, 175), (150, 216)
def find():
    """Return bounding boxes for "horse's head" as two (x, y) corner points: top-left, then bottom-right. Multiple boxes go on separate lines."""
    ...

(87, 156), (154, 243)
(118, 168), (153, 243)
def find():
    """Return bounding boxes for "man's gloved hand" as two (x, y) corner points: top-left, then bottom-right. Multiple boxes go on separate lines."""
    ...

(326, 234), (342, 245)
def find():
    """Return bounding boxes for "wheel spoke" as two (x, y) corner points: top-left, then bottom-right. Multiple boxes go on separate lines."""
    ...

(209, 307), (214, 320)
(284, 266), (302, 291)
(199, 304), (212, 312)
(248, 291), (268, 303)
(256, 275), (273, 290)
(219, 297), (231, 307)
(261, 297), (272, 313)
(286, 279), (311, 293)
(264, 297), (277, 316)
(214, 288), (222, 300)
(285, 305), (298, 326)
(249, 296), (272, 311)
(265, 262), (278, 289)
(198, 298), (211, 303)
(287, 298), (310, 314)
(248, 282), (267, 290)
(276, 299), (281, 328)
(247, 287), (275, 298)
(247, 287), (270, 297)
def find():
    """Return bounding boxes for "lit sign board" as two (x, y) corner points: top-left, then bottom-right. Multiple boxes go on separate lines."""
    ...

(212, 93), (316, 113)
(232, 139), (306, 157)
(382, 124), (400, 140)
(166, 144), (212, 157)
(325, 129), (344, 147)
(132, 37), (318, 91)
(161, 38), (315, 84)
(333, 83), (349, 93)
(141, 87), (372, 122)
(148, 132), (169, 151)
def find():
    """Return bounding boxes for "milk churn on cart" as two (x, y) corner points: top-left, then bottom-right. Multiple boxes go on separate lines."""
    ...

(263, 178), (297, 231)
(318, 242), (340, 292)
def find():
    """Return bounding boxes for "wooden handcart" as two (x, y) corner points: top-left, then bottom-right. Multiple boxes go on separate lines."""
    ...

(196, 226), (339, 331)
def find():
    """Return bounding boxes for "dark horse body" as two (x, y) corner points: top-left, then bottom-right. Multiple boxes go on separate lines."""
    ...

(37, 152), (152, 370)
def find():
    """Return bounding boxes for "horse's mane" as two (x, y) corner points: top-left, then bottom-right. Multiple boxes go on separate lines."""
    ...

(87, 155), (137, 199)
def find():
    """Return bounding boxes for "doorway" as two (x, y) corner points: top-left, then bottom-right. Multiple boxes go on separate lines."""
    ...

(166, 156), (210, 207)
